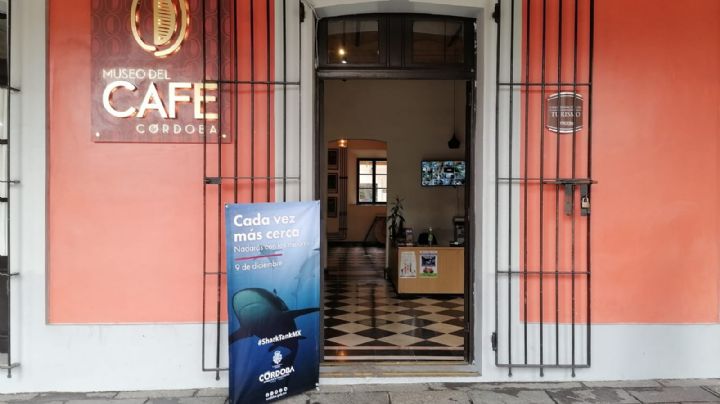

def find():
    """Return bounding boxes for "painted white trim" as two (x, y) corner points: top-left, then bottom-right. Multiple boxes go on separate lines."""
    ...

(321, 324), (720, 383)
(307, 0), (490, 18)
(274, 0), (315, 203)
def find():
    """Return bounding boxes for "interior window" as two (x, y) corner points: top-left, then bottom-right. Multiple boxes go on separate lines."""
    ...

(411, 20), (465, 65)
(327, 19), (381, 65)
(357, 159), (387, 204)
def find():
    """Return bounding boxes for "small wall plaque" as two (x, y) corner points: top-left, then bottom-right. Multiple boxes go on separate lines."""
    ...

(546, 92), (583, 134)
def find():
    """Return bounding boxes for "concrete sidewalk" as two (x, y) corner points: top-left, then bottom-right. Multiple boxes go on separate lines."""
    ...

(3, 379), (720, 403)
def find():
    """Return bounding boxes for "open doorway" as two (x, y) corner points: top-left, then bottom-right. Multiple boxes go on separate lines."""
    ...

(322, 80), (470, 362)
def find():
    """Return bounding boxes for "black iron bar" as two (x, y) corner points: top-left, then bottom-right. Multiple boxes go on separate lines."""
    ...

(570, 0), (579, 377)
(523, 0), (531, 366)
(587, 0), (595, 368)
(282, 0), (287, 201)
(555, 0), (563, 367)
(539, 0), (547, 377)
(465, 80), (476, 362)
(493, 0), (502, 373)
(266, 0), (271, 201)
(4, 0), (11, 378)
(497, 363), (590, 369)
(233, 0), (239, 202)
(215, 79), (300, 85)
(201, 0), (208, 376)
(298, 0), (303, 201)
(507, 0), (515, 375)
(202, 366), (230, 372)
(499, 81), (590, 87)
(208, 176), (301, 181)
(463, 81), (475, 363)
(250, 0), (256, 202)
(499, 270), (590, 275)
(214, 0), (223, 382)
(497, 177), (594, 184)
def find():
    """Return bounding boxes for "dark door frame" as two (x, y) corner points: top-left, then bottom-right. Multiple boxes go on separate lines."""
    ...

(314, 75), (478, 366)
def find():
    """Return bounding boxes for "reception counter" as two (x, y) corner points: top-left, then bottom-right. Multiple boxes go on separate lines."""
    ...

(388, 245), (464, 295)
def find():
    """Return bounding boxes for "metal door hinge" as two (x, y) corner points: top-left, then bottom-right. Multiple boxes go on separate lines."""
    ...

(299, 2), (306, 23)
(492, 3), (500, 24)
(491, 332), (498, 351)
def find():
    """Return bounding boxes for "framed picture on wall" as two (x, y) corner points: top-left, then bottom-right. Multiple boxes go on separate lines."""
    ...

(327, 196), (338, 218)
(327, 173), (338, 194)
(328, 148), (339, 170)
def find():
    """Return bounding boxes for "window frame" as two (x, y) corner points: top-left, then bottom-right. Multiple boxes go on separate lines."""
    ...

(403, 16), (475, 69)
(317, 15), (389, 68)
(317, 13), (476, 79)
(356, 158), (387, 205)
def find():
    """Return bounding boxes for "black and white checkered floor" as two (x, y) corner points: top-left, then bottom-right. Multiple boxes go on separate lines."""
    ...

(324, 246), (465, 361)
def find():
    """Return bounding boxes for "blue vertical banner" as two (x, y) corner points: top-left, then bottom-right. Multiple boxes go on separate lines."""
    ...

(225, 201), (321, 403)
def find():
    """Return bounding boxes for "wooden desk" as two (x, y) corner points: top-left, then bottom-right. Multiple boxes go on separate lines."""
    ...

(389, 246), (464, 295)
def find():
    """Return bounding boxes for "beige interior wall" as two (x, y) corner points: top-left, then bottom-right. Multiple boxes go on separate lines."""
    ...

(347, 143), (387, 241)
(324, 80), (467, 244)
(325, 140), (387, 241)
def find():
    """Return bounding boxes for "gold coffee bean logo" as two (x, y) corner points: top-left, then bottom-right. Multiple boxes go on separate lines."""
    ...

(131, 0), (189, 58)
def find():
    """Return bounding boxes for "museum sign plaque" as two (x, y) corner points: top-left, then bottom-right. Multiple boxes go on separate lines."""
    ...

(91, 0), (231, 143)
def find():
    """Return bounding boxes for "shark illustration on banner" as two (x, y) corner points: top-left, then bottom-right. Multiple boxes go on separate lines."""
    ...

(225, 201), (321, 404)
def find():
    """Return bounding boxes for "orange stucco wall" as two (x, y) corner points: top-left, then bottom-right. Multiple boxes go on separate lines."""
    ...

(48, 0), (274, 323)
(48, 1), (719, 324)
(592, 0), (719, 323)
(521, 0), (719, 323)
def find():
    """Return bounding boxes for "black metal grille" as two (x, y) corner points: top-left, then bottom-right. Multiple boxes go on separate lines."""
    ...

(493, 0), (594, 376)
(200, 0), (306, 378)
(0, 0), (19, 378)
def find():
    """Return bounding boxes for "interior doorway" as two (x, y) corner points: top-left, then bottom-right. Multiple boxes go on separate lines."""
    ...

(321, 80), (472, 362)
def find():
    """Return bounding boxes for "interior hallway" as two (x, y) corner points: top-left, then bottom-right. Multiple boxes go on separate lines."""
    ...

(323, 245), (465, 361)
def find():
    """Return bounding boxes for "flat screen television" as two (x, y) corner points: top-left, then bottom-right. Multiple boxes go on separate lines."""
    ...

(421, 160), (466, 186)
